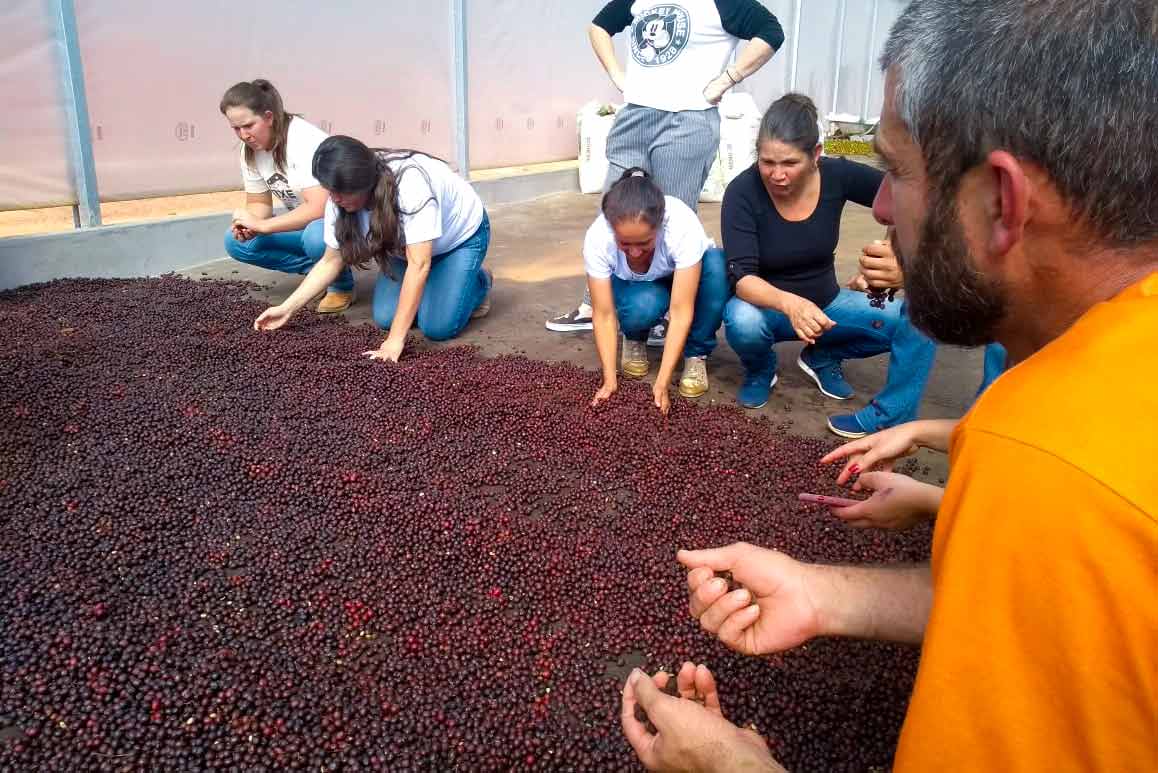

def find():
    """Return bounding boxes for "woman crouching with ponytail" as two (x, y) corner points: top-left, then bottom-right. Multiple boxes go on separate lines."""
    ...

(253, 136), (492, 362)
(587, 168), (728, 415)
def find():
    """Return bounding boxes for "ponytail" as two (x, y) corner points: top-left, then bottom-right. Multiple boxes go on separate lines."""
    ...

(601, 167), (666, 228)
(757, 92), (820, 155)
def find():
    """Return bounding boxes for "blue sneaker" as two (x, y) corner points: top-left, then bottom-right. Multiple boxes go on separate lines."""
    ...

(827, 413), (869, 439)
(739, 372), (778, 409)
(797, 347), (854, 400)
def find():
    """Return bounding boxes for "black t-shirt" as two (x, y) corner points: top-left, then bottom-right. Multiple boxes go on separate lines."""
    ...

(721, 157), (883, 308)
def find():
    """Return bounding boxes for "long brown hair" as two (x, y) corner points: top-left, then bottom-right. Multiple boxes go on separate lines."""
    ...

(219, 79), (295, 174)
(311, 135), (438, 274)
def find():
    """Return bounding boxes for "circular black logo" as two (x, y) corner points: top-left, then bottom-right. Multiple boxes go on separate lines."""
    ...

(630, 5), (691, 67)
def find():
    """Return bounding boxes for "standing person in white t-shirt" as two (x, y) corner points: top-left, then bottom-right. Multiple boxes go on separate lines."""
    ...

(220, 80), (355, 313)
(252, 136), (492, 362)
(587, 169), (727, 414)
(545, 0), (784, 335)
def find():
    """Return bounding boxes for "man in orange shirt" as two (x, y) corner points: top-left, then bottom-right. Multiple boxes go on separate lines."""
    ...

(619, 1), (1157, 770)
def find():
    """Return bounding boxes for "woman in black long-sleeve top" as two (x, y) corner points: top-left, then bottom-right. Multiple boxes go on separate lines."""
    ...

(721, 93), (936, 437)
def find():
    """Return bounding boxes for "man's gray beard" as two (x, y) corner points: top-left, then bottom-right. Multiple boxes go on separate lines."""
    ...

(900, 192), (1007, 347)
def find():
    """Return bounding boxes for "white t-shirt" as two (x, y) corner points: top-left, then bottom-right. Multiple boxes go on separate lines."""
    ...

(623, 0), (740, 113)
(584, 196), (714, 281)
(323, 153), (484, 257)
(240, 116), (327, 210)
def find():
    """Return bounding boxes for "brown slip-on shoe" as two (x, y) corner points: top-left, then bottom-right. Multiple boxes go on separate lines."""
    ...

(316, 290), (354, 314)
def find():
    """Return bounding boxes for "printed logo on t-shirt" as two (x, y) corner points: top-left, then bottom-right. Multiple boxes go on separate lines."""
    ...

(630, 5), (691, 67)
(266, 172), (300, 210)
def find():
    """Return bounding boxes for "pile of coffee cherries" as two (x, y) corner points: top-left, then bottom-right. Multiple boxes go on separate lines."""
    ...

(0, 277), (931, 771)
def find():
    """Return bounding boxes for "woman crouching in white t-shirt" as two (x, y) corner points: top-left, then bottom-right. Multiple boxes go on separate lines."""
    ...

(219, 80), (355, 313)
(587, 169), (727, 415)
(252, 136), (491, 361)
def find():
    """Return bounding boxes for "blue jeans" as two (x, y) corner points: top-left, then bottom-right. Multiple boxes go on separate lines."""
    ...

(611, 248), (728, 358)
(372, 212), (491, 341)
(724, 289), (937, 430)
(975, 342), (1008, 399)
(223, 218), (354, 292)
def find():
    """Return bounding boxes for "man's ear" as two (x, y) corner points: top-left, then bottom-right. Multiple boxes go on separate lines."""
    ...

(987, 150), (1031, 257)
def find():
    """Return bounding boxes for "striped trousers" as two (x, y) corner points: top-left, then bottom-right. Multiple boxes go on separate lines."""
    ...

(603, 104), (721, 209)
(581, 104), (721, 307)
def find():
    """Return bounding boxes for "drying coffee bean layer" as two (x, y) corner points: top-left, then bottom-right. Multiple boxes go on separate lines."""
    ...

(1, 277), (932, 772)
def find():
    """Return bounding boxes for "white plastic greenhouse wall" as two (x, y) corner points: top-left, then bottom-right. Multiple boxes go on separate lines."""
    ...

(1, 0), (904, 213)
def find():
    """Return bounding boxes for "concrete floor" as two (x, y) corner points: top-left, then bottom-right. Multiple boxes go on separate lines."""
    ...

(189, 191), (982, 482)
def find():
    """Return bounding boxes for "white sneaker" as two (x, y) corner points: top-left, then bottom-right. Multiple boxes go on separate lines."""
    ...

(647, 315), (669, 347)
(545, 303), (593, 332)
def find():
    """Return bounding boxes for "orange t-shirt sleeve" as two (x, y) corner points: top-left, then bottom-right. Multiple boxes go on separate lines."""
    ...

(895, 428), (1158, 772)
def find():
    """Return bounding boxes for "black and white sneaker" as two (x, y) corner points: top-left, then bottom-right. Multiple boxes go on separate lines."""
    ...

(545, 304), (594, 332)
(647, 315), (669, 347)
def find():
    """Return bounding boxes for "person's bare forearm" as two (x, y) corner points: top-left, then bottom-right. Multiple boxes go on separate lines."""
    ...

(808, 563), (931, 644)
(915, 481), (945, 517)
(385, 264), (429, 345)
(281, 251), (344, 313)
(245, 201), (274, 220)
(910, 420), (959, 454)
(588, 24), (625, 90)
(257, 202), (323, 235)
(592, 309), (619, 386)
(735, 275), (795, 314)
(656, 301), (692, 385)
(730, 38), (775, 80)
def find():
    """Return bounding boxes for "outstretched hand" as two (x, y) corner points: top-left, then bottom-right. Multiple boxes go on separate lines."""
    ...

(678, 543), (824, 656)
(364, 338), (404, 363)
(253, 305), (292, 332)
(591, 381), (617, 408)
(820, 423), (923, 487)
(652, 382), (671, 416)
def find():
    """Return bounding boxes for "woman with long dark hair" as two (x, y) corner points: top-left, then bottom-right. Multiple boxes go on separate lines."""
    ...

(219, 80), (354, 313)
(587, 168), (727, 415)
(252, 136), (491, 361)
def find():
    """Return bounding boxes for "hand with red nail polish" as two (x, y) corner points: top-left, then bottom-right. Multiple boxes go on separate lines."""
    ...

(820, 419), (958, 488)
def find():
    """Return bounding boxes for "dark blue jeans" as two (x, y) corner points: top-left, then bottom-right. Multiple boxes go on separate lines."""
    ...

(371, 213), (491, 341)
(975, 342), (1008, 398)
(724, 290), (937, 430)
(611, 248), (728, 358)
(223, 218), (354, 293)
